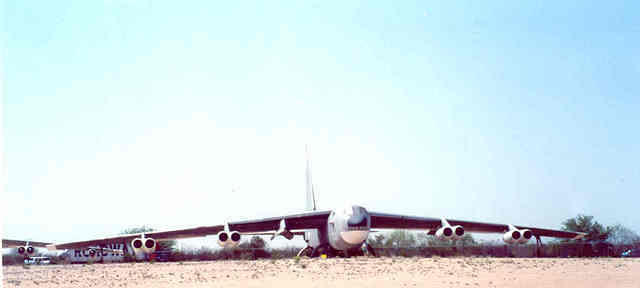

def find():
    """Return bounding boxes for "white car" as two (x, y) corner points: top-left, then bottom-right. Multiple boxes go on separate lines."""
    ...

(24, 257), (51, 265)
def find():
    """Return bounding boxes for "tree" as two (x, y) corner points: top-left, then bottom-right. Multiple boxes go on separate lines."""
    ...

(561, 214), (610, 241)
(368, 234), (386, 247)
(238, 236), (267, 249)
(237, 236), (270, 259)
(249, 236), (266, 249)
(383, 230), (417, 248)
(121, 226), (154, 235)
(456, 234), (477, 246)
(121, 226), (176, 251)
(606, 224), (640, 246)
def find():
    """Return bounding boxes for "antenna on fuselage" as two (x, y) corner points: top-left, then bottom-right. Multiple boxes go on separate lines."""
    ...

(305, 145), (317, 211)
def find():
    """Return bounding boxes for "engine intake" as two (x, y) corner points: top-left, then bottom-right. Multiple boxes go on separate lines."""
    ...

(131, 236), (156, 253)
(132, 238), (144, 249)
(217, 231), (229, 246)
(217, 231), (241, 247)
(144, 238), (156, 252)
(453, 225), (465, 239)
(17, 246), (36, 257)
(503, 230), (521, 244)
(518, 229), (533, 244)
(230, 231), (241, 242)
(436, 226), (454, 240)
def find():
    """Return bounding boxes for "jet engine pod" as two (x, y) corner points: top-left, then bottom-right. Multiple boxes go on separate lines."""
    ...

(228, 231), (241, 247)
(131, 238), (144, 252)
(518, 229), (533, 244)
(143, 238), (156, 253)
(19, 246), (36, 256)
(503, 230), (521, 244)
(452, 225), (465, 240)
(217, 231), (230, 247)
(436, 226), (454, 240)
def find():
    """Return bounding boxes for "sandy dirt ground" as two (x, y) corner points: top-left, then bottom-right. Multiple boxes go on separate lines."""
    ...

(3, 257), (640, 288)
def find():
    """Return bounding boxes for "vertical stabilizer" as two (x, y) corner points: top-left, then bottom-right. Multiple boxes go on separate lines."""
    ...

(305, 146), (317, 211)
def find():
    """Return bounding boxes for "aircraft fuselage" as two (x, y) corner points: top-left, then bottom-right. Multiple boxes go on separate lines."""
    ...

(306, 205), (371, 254)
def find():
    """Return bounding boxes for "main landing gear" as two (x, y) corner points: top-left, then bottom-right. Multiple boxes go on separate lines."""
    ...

(365, 242), (377, 257)
(297, 246), (312, 257)
(302, 242), (377, 258)
(535, 235), (544, 257)
(310, 243), (333, 258)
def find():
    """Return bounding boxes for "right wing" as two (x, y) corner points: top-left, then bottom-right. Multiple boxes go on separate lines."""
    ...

(2, 239), (51, 248)
(369, 212), (585, 239)
(47, 210), (331, 250)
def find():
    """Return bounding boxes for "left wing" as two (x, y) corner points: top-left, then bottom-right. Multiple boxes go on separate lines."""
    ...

(2, 239), (51, 248)
(369, 212), (585, 239)
(47, 210), (331, 250)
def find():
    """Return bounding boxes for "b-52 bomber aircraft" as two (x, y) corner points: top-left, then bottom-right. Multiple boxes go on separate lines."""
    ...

(2, 239), (125, 263)
(13, 152), (586, 259)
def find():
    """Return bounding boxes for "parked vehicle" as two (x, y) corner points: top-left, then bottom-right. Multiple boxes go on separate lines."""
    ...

(621, 248), (640, 257)
(24, 257), (51, 265)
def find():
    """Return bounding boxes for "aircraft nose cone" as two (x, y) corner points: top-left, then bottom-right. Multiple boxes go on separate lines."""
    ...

(340, 231), (370, 245)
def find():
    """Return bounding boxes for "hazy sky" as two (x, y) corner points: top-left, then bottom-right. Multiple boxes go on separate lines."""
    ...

(3, 1), (639, 246)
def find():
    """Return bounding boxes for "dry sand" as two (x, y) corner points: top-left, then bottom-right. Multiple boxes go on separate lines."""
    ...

(4, 257), (640, 288)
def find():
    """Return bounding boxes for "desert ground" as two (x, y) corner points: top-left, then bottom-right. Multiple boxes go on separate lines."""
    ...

(4, 257), (640, 288)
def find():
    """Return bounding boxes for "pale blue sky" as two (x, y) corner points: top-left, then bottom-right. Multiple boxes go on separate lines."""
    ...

(3, 1), (639, 245)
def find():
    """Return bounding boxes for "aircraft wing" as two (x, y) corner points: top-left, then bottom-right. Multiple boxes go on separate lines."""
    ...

(47, 210), (331, 250)
(369, 212), (585, 239)
(2, 239), (52, 248)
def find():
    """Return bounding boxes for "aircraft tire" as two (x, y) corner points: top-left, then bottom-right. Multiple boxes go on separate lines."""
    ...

(310, 243), (331, 258)
(296, 246), (312, 257)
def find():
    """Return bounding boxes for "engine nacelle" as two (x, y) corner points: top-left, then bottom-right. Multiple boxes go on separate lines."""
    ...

(143, 238), (156, 253)
(452, 225), (465, 240)
(518, 229), (533, 244)
(436, 226), (454, 240)
(217, 231), (241, 247)
(229, 231), (241, 247)
(131, 236), (156, 253)
(217, 231), (229, 247)
(17, 246), (35, 256)
(131, 238), (144, 253)
(503, 230), (522, 244)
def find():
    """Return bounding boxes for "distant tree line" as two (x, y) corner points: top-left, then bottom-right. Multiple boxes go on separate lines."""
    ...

(561, 214), (640, 245)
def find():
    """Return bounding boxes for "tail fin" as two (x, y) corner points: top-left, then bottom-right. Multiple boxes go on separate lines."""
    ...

(305, 146), (317, 211)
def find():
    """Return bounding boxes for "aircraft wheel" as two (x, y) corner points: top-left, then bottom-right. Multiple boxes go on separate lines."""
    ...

(344, 248), (364, 258)
(310, 246), (320, 258)
(297, 246), (312, 257)
(351, 248), (365, 257)
(311, 244), (331, 258)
